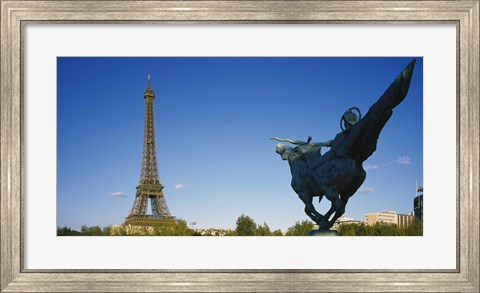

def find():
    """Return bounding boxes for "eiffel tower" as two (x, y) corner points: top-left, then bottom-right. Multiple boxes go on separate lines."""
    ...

(125, 75), (174, 226)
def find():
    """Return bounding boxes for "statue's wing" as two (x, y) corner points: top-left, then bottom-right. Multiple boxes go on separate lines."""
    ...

(325, 59), (417, 163)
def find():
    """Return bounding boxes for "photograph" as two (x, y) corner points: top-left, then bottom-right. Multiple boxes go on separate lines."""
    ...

(56, 57), (423, 237)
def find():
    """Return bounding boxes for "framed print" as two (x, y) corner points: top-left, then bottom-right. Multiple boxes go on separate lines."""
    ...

(1, 1), (478, 292)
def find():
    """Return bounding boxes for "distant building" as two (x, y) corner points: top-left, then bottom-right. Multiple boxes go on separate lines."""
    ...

(397, 213), (414, 228)
(365, 211), (397, 225)
(365, 211), (413, 228)
(194, 228), (234, 236)
(414, 194), (423, 220)
(332, 216), (362, 230)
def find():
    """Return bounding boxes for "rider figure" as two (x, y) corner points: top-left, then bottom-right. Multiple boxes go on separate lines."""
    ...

(271, 107), (362, 172)
(270, 136), (332, 162)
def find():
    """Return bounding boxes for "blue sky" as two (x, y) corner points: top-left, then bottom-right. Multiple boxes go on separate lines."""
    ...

(57, 57), (423, 231)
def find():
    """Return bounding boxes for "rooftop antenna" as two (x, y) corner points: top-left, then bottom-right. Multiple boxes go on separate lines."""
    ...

(148, 73), (151, 87)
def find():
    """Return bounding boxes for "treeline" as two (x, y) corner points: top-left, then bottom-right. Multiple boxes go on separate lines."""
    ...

(229, 214), (314, 236)
(57, 219), (196, 236)
(56, 215), (314, 236)
(57, 215), (423, 236)
(337, 220), (423, 236)
(57, 225), (110, 236)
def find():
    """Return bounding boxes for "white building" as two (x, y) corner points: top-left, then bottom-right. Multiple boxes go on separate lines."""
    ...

(332, 216), (362, 230)
(365, 211), (413, 228)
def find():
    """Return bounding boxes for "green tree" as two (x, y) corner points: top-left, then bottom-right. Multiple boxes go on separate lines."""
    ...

(174, 219), (193, 236)
(370, 222), (401, 236)
(286, 220), (314, 236)
(337, 221), (423, 236)
(102, 226), (112, 236)
(355, 222), (372, 235)
(254, 222), (272, 236)
(337, 223), (360, 236)
(80, 225), (103, 236)
(223, 230), (236, 236)
(57, 226), (82, 236)
(235, 214), (257, 236)
(271, 229), (284, 236)
(405, 219), (423, 236)
(57, 226), (72, 236)
(150, 219), (194, 236)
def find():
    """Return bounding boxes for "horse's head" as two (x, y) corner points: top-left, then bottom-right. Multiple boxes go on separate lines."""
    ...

(275, 143), (292, 161)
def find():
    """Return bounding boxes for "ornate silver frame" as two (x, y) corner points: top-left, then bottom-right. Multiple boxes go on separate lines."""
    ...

(1, 1), (478, 292)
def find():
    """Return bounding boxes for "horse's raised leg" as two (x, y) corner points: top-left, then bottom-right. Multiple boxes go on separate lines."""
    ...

(320, 189), (342, 230)
(328, 198), (348, 228)
(298, 192), (324, 225)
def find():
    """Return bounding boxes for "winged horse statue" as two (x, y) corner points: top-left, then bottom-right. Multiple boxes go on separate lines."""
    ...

(272, 59), (416, 231)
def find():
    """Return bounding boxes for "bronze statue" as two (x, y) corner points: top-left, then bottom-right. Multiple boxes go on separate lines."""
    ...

(272, 59), (416, 232)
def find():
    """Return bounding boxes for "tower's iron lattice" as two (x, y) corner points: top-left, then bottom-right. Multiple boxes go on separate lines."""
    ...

(125, 76), (174, 226)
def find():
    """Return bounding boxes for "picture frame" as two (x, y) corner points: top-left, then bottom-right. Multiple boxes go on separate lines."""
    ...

(1, 1), (478, 292)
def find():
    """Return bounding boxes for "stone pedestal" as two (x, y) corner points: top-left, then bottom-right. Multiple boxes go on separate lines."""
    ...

(308, 230), (338, 236)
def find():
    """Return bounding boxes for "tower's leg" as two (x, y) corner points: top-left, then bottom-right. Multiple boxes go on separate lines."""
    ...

(132, 195), (149, 215)
(150, 197), (160, 216)
(132, 196), (141, 214)
(158, 196), (172, 218)
(141, 197), (148, 215)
